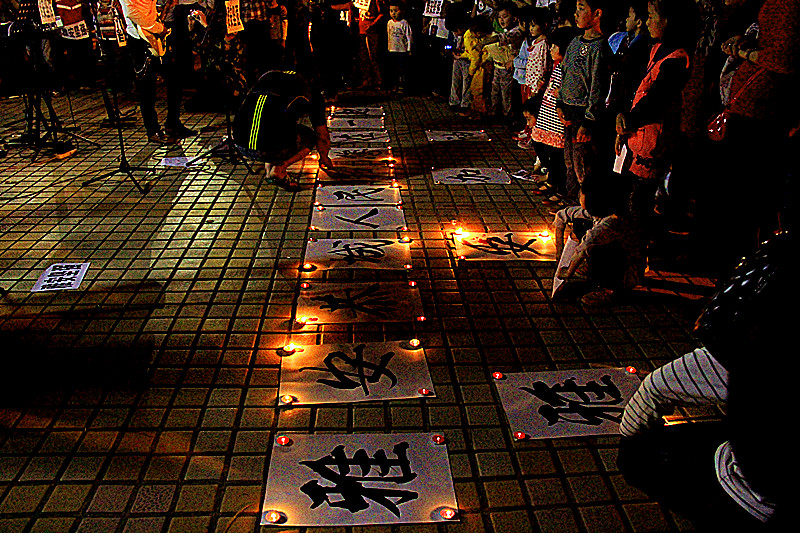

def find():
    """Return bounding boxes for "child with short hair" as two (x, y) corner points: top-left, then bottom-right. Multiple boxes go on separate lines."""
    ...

(606, 0), (651, 119)
(554, 179), (642, 306)
(448, 15), (490, 115)
(482, 3), (525, 123)
(513, 7), (551, 148)
(556, 0), (613, 202)
(387, 1), (413, 94)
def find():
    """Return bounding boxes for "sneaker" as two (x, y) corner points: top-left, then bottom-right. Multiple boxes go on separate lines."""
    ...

(517, 138), (533, 149)
(512, 128), (530, 141)
(581, 288), (617, 307)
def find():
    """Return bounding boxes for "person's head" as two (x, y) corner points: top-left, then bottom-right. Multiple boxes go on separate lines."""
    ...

(574, 0), (605, 32)
(521, 97), (538, 126)
(625, 0), (649, 35)
(646, 0), (698, 48)
(529, 7), (551, 38)
(471, 14), (493, 38)
(496, 3), (518, 30)
(547, 26), (577, 63)
(556, 0), (577, 26)
(445, 9), (468, 35)
(579, 179), (618, 218)
(389, 1), (404, 21)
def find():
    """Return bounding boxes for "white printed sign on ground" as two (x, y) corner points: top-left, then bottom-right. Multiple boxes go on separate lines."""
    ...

(327, 117), (385, 130)
(494, 368), (641, 439)
(315, 185), (401, 206)
(425, 130), (490, 142)
(331, 130), (391, 144)
(454, 231), (557, 261)
(296, 282), (423, 323)
(304, 239), (411, 270)
(262, 433), (458, 526)
(278, 341), (434, 405)
(310, 205), (406, 231)
(329, 106), (385, 118)
(431, 167), (511, 185)
(31, 263), (90, 292)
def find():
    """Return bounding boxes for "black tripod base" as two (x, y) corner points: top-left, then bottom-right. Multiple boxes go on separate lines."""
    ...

(187, 137), (255, 174)
(83, 163), (152, 194)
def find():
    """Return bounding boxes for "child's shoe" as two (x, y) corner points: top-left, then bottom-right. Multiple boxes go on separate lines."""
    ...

(581, 288), (617, 307)
(512, 127), (531, 141)
(517, 137), (533, 149)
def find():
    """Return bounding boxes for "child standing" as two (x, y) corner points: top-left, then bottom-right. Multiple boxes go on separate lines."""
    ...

(387, 1), (413, 94)
(515, 7), (551, 148)
(449, 15), (491, 116)
(606, 0), (651, 120)
(528, 27), (579, 203)
(482, 3), (525, 123)
(556, 0), (613, 202)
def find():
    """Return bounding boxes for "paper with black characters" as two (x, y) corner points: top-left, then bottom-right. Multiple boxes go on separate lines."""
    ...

(315, 185), (400, 206)
(296, 282), (422, 323)
(327, 117), (385, 130)
(431, 167), (510, 185)
(494, 368), (641, 439)
(278, 341), (434, 405)
(262, 432), (458, 526)
(454, 231), (556, 261)
(310, 205), (406, 231)
(425, 130), (490, 142)
(304, 239), (411, 270)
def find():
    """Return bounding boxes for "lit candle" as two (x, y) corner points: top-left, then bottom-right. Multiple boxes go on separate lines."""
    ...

(280, 395), (294, 404)
(513, 431), (527, 441)
(416, 316), (426, 322)
(276, 435), (292, 446)
(626, 366), (637, 374)
(264, 510), (283, 523)
(432, 434), (446, 444)
(409, 339), (421, 348)
(418, 388), (431, 395)
(439, 507), (457, 520)
(492, 372), (505, 380)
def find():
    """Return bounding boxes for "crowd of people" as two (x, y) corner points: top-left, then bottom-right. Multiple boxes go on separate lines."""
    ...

(1, 0), (796, 283)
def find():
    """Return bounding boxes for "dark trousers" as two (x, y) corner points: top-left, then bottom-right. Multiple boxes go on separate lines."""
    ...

(532, 141), (566, 196)
(129, 38), (182, 136)
(618, 423), (768, 532)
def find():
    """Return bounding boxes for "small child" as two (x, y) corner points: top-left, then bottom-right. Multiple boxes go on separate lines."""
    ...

(449, 15), (491, 115)
(513, 7), (550, 148)
(556, 0), (613, 203)
(606, 0), (651, 119)
(387, 1), (413, 94)
(528, 27), (578, 202)
(554, 179), (642, 306)
(482, 3), (525, 122)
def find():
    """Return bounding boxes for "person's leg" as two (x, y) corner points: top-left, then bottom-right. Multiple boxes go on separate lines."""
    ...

(129, 39), (161, 137)
(366, 32), (382, 88)
(563, 124), (580, 202)
(449, 59), (462, 106)
(500, 71), (514, 120)
(266, 146), (312, 185)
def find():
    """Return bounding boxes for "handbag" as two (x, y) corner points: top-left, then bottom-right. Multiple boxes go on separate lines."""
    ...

(707, 67), (765, 141)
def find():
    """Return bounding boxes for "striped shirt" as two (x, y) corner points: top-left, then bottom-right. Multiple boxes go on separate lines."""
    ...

(621, 347), (776, 522)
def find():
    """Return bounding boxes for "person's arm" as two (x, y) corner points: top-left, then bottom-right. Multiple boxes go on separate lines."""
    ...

(125, 0), (164, 33)
(625, 56), (690, 131)
(315, 125), (333, 168)
(620, 347), (729, 436)
(404, 20), (413, 52)
(578, 41), (611, 141)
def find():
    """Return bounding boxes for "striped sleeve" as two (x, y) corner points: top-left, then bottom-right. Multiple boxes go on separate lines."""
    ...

(620, 347), (728, 436)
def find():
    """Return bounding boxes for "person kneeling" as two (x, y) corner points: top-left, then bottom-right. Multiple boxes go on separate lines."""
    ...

(233, 70), (332, 189)
(553, 179), (642, 306)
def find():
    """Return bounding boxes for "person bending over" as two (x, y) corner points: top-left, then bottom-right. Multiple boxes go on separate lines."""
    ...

(233, 70), (333, 189)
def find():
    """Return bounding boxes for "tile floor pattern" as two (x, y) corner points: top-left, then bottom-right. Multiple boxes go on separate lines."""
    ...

(0, 90), (723, 533)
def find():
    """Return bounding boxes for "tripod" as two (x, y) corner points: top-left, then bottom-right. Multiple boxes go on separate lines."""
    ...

(186, 104), (254, 173)
(80, 36), (153, 193)
(25, 86), (100, 162)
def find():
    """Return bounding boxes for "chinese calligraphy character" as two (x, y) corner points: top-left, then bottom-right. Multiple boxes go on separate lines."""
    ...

(327, 240), (394, 264)
(443, 169), (491, 183)
(520, 374), (624, 426)
(311, 284), (397, 318)
(332, 187), (387, 203)
(299, 343), (398, 395)
(300, 442), (418, 516)
(462, 233), (544, 257)
(334, 207), (381, 229)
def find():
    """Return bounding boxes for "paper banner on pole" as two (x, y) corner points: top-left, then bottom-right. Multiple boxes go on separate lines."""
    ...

(352, 0), (371, 11)
(310, 205), (406, 231)
(304, 239), (412, 270)
(329, 106), (385, 118)
(278, 341), (434, 405)
(225, 0), (244, 33)
(423, 0), (445, 17)
(315, 185), (400, 206)
(296, 282), (423, 323)
(425, 130), (490, 142)
(331, 130), (391, 144)
(31, 263), (90, 292)
(38, 0), (57, 24)
(552, 236), (579, 297)
(327, 117), (385, 130)
(431, 167), (510, 185)
(262, 433), (458, 526)
(494, 368), (641, 439)
(454, 231), (556, 261)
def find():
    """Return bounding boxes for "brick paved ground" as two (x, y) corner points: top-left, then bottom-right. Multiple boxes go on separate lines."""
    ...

(0, 89), (722, 533)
